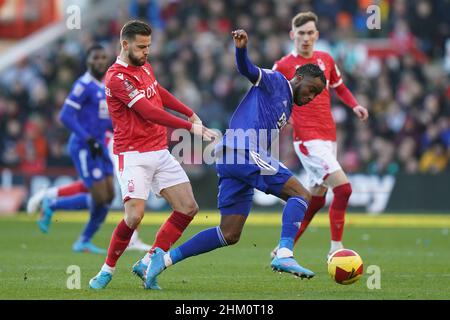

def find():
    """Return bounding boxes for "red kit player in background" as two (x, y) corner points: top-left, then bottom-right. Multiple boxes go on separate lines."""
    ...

(271, 12), (369, 259)
(89, 20), (217, 289)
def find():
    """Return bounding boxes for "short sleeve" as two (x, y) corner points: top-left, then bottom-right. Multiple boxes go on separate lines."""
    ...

(64, 81), (88, 110)
(106, 73), (145, 108)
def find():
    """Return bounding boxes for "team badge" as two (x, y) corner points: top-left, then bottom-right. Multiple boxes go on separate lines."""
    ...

(128, 180), (135, 193)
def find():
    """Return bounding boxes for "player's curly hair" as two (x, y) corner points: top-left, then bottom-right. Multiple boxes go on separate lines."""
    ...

(295, 63), (326, 85)
(121, 20), (152, 41)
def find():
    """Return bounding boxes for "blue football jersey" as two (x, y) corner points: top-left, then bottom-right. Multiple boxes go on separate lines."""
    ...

(222, 68), (293, 152)
(63, 72), (112, 142)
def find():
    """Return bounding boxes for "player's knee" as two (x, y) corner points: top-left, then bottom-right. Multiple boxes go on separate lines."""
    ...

(125, 212), (143, 229)
(181, 201), (199, 217)
(333, 183), (352, 200)
(93, 192), (109, 206)
(292, 189), (311, 203)
(105, 190), (115, 205)
(91, 192), (105, 206)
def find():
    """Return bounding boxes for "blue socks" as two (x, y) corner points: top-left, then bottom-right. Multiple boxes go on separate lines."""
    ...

(279, 197), (308, 251)
(48, 193), (109, 243)
(49, 194), (90, 210)
(169, 226), (228, 264)
(79, 204), (109, 243)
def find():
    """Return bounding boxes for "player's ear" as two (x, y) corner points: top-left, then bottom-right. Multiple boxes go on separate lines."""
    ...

(289, 30), (295, 40)
(121, 39), (129, 51)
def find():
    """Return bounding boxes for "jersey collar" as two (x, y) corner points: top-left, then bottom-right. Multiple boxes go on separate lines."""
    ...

(115, 56), (142, 71)
(116, 57), (128, 68)
(83, 72), (104, 88)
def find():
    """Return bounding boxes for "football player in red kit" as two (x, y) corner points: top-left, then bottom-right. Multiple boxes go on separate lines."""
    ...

(271, 12), (369, 259)
(89, 20), (217, 289)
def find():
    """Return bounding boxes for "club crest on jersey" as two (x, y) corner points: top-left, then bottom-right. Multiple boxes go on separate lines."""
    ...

(128, 180), (135, 193)
(317, 58), (326, 71)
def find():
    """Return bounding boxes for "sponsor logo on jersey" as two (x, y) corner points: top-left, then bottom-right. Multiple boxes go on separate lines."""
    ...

(277, 113), (287, 129)
(139, 79), (158, 99)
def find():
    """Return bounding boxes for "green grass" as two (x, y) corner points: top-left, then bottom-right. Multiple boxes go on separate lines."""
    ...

(0, 212), (449, 300)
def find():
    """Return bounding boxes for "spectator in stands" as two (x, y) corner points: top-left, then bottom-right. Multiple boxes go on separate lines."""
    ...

(15, 120), (47, 174)
(419, 140), (449, 174)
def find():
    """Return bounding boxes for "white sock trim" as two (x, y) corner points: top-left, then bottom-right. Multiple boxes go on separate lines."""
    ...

(163, 253), (173, 267)
(276, 247), (293, 259)
(330, 241), (344, 252)
(101, 263), (115, 274)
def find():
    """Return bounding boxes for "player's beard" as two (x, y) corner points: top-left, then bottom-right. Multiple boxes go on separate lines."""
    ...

(128, 51), (146, 66)
(91, 68), (106, 81)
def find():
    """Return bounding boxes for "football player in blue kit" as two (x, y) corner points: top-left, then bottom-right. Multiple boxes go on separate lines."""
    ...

(38, 44), (114, 254)
(144, 29), (326, 288)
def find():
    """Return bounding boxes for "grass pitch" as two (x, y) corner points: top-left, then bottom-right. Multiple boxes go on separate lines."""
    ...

(0, 211), (449, 300)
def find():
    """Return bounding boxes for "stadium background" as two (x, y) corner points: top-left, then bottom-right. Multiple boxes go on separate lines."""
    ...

(0, 0), (449, 214)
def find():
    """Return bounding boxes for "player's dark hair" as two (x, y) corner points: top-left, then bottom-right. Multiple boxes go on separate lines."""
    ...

(292, 11), (318, 29)
(295, 63), (326, 85)
(120, 20), (152, 41)
(86, 43), (105, 58)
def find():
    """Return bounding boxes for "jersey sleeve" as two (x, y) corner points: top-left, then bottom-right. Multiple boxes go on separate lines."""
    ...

(327, 54), (343, 89)
(106, 73), (145, 108)
(64, 81), (89, 110)
(254, 68), (281, 93)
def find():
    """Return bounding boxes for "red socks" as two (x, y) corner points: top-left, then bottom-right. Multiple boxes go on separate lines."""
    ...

(106, 219), (135, 267)
(294, 195), (326, 244)
(149, 211), (193, 254)
(57, 181), (88, 196)
(329, 183), (352, 241)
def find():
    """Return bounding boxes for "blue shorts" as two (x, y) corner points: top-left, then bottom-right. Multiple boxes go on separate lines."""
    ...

(68, 136), (113, 189)
(215, 148), (293, 216)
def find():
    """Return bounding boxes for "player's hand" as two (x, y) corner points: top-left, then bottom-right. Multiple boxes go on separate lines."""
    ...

(232, 29), (248, 48)
(86, 137), (103, 159)
(353, 105), (369, 121)
(190, 123), (220, 142)
(188, 113), (202, 125)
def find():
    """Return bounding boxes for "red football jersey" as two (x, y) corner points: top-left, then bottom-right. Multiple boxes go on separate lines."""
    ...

(273, 51), (343, 142)
(105, 58), (167, 154)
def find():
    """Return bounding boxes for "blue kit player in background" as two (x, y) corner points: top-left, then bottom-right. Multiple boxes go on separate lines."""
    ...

(38, 44), (115, 254)
(144, 29), (326, 289)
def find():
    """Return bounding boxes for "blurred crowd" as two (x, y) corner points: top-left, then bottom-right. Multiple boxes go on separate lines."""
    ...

(0, 0), (449, 175)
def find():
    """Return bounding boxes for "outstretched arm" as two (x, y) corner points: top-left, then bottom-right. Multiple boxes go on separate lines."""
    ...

(333, 84), (369, 121)
(232, 29), (260, 84)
